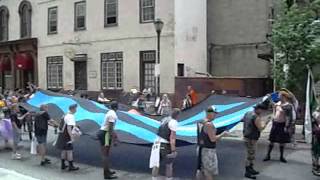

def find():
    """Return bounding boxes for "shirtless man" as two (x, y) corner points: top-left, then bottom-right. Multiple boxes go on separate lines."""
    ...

(264, 91), (293, 163)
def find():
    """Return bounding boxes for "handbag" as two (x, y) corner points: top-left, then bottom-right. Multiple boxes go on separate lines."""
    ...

(71, 126), (82, 140)
(30, 136), (37, 155)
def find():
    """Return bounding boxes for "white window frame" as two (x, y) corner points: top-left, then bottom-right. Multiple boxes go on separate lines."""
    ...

(47, 56), (63, 89)
(105, 0), (118, 27)
(101, 52), (123, 90)
(48, 7), (58, 34)
(140, 0), (155, 23)
(74, 1), (86, 31)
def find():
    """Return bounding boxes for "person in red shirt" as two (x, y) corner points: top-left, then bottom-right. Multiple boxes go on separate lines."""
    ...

(187, 86), (198, 106)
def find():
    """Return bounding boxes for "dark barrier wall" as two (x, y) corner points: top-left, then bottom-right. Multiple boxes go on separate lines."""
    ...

(174, 77), (273, 108)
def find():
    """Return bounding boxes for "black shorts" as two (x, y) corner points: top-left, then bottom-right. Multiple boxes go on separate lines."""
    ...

(160, 143), (175, 164)
(62, 142), (73, 150)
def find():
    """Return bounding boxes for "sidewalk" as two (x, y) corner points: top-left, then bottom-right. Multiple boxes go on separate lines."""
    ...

(0, 168), (39, 180)
(0, 130), (153, 180)
(0, 147), (152, 180)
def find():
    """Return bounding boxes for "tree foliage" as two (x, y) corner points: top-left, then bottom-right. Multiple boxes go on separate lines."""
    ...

(272, 0), (320, 99)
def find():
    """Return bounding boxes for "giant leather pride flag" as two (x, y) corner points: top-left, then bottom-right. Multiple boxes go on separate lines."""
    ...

(22, 90), (262, 145)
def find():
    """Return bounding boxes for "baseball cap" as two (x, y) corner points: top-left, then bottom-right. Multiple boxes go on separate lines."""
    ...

(69, 104), (78, 110)
(254, 103), (268, 110)
(110, 101), (119, 110)
(207, 106), (218, 113)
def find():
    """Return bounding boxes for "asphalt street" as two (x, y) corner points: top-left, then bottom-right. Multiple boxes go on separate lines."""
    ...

(0, 125), (317, 180)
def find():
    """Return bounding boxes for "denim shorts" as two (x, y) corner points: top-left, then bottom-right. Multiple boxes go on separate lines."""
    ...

(36, 135), (47, 144)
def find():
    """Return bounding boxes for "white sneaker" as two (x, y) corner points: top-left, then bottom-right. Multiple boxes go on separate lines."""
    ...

(11, 153), (22, 160)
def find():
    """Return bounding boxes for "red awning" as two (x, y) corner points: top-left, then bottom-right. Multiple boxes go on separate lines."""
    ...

(0, 56), (11, 72)
(15, 53), (33, 70)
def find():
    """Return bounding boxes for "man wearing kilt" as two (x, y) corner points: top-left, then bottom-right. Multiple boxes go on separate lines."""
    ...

(263, 91), (293, 163)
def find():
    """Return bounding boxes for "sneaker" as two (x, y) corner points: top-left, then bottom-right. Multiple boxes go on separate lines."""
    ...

(313, 169), (320, 176)
(11, 153), (22, 160)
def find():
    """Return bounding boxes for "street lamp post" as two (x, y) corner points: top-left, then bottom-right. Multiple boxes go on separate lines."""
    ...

(154, 19), (164, 97)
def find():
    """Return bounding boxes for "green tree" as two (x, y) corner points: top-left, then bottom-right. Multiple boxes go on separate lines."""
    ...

(272, 0), (320, 99)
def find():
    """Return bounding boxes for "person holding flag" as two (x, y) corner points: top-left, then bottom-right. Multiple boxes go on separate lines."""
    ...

(196, 106), (228, 180)
(243, 103), (271, 179)
(150, 108), (180, 180)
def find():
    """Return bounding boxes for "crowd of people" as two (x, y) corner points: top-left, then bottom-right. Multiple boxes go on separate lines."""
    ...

(0, 83), (37, 159)
(149, 89), (320, 180)
(1, 85), (320, 180)
(128, 86), (197, 116)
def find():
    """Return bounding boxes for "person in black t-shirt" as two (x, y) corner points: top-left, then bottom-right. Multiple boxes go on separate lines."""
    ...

(10, 105), (23, 145)
(34, 104), (57, 166)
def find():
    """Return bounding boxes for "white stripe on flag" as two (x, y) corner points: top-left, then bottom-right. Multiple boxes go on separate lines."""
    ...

(305, 69), (312, 144)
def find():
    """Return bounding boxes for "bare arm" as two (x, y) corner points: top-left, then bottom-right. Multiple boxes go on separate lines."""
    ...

(67, 125), (73, 141)
(107, 121), (114, 134)
(254, 117), (270, 131)
(206, 123), (225, 142)
(169, 130), (176, 152)
(18, 112), (29, 120)
(48, 119), (59, 127)
(98, 96), (104, 101)
(284, 105), (293, 128)
(108, 121), (118, 141)
(12, 121), (19, 130)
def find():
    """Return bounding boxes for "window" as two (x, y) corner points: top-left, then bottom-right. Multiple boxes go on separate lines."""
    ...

(177, 63), (184, 77)
(105, 0), (118, 26)
(47, 56), (63, 89)
(74, 1), (86, 31)
(19, 1), (32, 38)
(48, 7), (58, 34)
(140, 51), (156, 92)
(0, 6), (9, 41)
(140, 0), (155, 23)
(101, 52), (123, 89)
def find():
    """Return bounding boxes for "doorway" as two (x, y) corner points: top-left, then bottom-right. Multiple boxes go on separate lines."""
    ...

(74, 61), (87, 90)
(140, 51), (156, 93)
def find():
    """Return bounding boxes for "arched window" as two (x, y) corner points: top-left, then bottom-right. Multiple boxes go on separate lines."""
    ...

(0, 6), (9, 41)
(19, 1), (32, 38)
